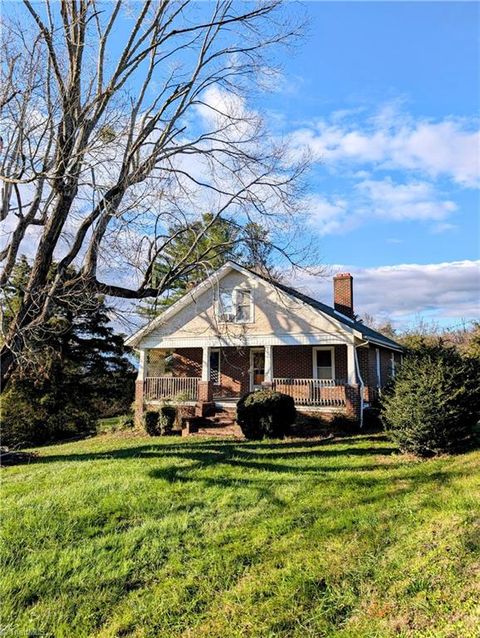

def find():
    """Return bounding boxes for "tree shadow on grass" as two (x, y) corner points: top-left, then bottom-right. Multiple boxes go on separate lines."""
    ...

(21, 436), (472, 521)
(31, 436), (399, 466)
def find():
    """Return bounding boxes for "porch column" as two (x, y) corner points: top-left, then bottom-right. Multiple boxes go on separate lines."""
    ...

(138, 349), (147, 382)
(264, 345), (273, 384)
(201, 346), (211, 381)
(135, 349), (147, 426)
(197, 346), (214, 417)
(347, 343), (356, 385)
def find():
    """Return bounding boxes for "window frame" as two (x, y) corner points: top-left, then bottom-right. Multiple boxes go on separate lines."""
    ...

(312, 346), (335, 380)
(391, 352), (396, 378)
(216, 287), (254, 324)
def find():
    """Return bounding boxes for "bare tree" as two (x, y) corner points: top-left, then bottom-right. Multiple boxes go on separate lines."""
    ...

(0, 0), (312, 388)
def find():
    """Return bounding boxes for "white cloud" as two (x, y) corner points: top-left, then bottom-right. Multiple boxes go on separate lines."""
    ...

(355, 178), (457, 221)
(290, 260), (480, 326)
(304, 177), (457, 235)
(305, 195), (355, 236)
(430, 222), (458, 234)
(290, 106), (480, 188)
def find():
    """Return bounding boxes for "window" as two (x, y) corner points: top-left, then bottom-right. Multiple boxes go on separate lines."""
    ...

(376, 348), (381, 386)
(218, 290), (235, 322)
(217, 288), (253, 323)
(210, 349), (220, 384)
(235, 289), (252, 323)
(314, 348), (334, 379)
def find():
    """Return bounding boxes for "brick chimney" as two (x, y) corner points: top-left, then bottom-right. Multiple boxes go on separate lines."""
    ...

(333, 273), (354, 318)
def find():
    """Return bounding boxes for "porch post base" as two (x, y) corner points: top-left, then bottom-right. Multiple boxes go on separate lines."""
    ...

(261, 381), (272, 390)
(134, 379), (144, 427)
(345, 384), (361, 419)
(197, 380), (213, 402)
(195, 380), (215, 417)
(195, 401), (215, 417)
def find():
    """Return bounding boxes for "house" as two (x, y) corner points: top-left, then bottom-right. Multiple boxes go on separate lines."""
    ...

(126, 261), (403, 424)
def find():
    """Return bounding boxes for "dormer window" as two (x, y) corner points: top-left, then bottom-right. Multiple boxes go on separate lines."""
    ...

(217, 288), (253, 323)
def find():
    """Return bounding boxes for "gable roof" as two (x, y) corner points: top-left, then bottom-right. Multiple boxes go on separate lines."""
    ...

(126, 261), (403, 351)
(238, 264), (403, 351)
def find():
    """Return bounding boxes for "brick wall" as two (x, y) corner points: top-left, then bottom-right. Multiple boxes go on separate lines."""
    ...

(356, 344), (404, 389)
(380, 347), (393, 385)
(272, 345), (313, 378)
(273, 345), (347, 382)
(146, 348), (202, 377)
(356, 346), (379, 387)
(172, 348), (202, 377)
(334, 345), (348, 383)
(333, 273), (354, 318)
(217, 347), (250, 398)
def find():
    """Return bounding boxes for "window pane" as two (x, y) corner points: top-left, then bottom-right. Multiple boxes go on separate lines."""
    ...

(236, 290), (250, 305)
(218, 291), (234, 320)
(235, 290), (251, 322)
(316, 350), (333, 379)
(316, 350), (332, 367)
(220, 291), (233, 312)
(317, 366), (332, 380)
(236, 304), (251, 322)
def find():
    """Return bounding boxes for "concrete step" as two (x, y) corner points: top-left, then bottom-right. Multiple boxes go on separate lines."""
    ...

(195, 424), (243, 437)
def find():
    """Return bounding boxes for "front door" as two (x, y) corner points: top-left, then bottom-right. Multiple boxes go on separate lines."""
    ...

(250, 349), (265, 391)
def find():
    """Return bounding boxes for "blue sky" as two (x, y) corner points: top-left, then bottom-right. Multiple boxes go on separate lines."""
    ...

(3, 1), (478, 329)
(256, 1), (479, 326)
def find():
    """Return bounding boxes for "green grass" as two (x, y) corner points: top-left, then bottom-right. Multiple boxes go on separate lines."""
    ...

(1, 433), (479, 638)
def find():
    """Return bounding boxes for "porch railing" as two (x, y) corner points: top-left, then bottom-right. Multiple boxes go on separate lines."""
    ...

(272, 378), (347, 407)
(144, 377), (199, 402)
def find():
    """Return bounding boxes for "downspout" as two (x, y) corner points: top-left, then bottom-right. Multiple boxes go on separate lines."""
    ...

(354, 340), (369, 428)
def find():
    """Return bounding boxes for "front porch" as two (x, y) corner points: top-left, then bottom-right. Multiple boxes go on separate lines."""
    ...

(143, 375), (351, 408)
(137, 343), (365, 416)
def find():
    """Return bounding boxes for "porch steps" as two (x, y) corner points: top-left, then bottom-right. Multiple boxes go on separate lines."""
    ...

(190, 408), (243, 438)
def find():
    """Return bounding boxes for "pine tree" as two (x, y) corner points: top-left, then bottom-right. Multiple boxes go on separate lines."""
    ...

(139, 213), (240, 318)
(1, 260), (136, 447)
(138, 216), (279, 319)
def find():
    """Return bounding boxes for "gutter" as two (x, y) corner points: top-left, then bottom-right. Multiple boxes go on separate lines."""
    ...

(354, 339), (369, 428)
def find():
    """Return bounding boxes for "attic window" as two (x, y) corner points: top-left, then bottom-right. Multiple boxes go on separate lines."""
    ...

(235, 289), (252, 322)
(217, 288), (253, 323)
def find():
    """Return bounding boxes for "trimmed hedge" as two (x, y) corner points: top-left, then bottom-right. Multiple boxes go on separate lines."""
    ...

(237, 390), (296, 440)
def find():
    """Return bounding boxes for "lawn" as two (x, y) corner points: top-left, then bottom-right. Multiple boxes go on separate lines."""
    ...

(1, 433), (479, 638)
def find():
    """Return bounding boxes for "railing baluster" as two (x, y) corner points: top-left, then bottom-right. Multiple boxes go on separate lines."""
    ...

(143, 377), (199, 401)
(270, 378), (346, 407)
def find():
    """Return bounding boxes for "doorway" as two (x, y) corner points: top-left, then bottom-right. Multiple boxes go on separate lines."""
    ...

(250, 348), (265, 391)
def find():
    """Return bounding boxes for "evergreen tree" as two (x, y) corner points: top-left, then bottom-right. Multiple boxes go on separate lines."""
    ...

(138, 216), (279, 319)
(381, 343), (480, 456)
(1, 260), (135, 447)
(139, 213), (240, 317)
(239, 222), (274, 275)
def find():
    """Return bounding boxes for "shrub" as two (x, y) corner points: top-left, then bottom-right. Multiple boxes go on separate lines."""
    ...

(381, 345), (480, 456)
(329, 413), (360, 431)
(143, 406), (177, 436)
(144, 410), (160, 436)
(159, 404), (177, 435)
(119, 414), (135, 429)
(362, 407), (382, 431)
(1, 386), (96, 448)
(237, 390), (296, 440)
